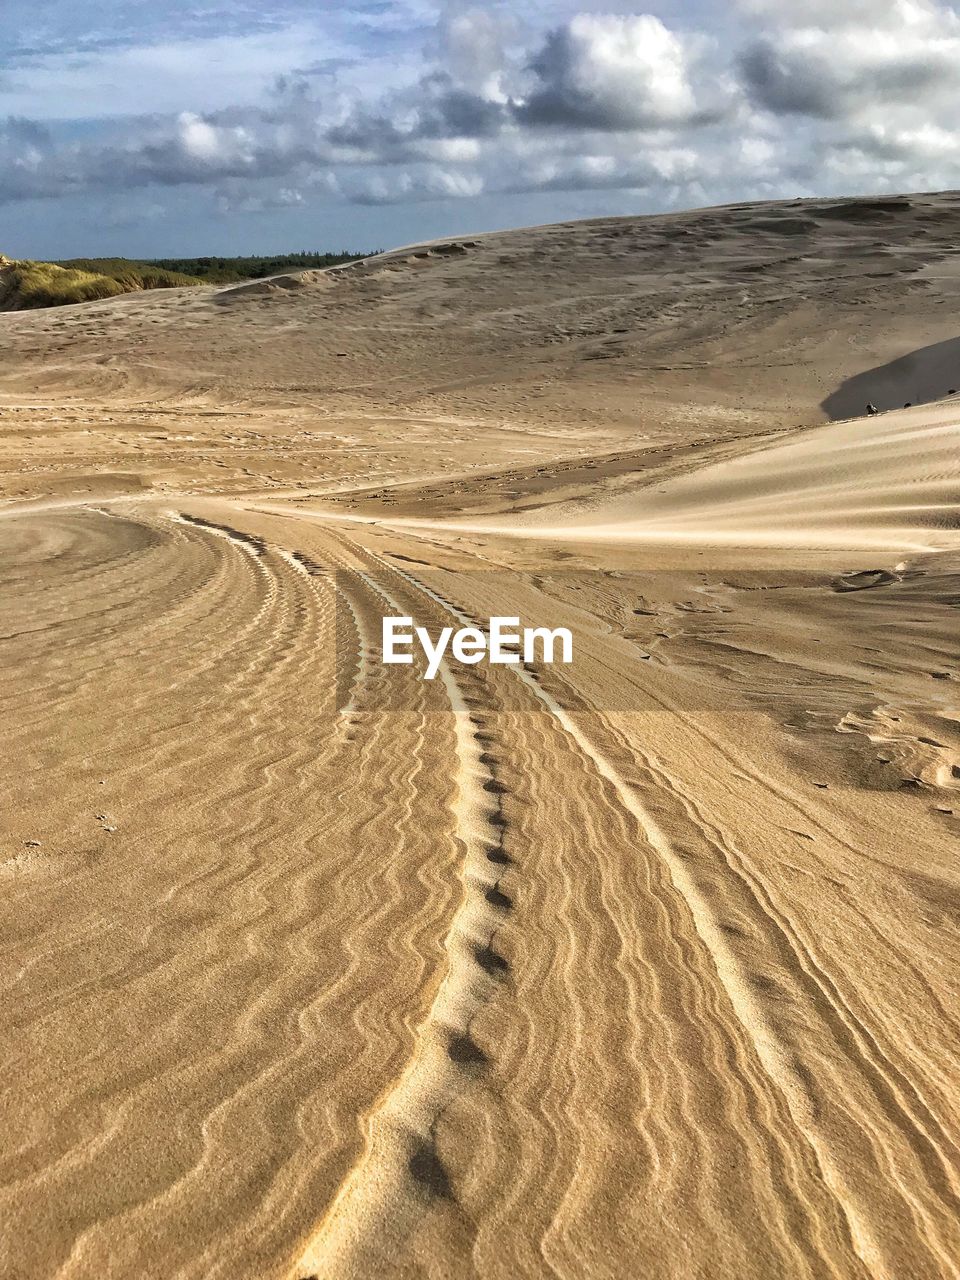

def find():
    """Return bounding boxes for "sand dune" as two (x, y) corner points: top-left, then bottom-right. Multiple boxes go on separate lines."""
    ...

(823, 338), (960, 421)
(487, 399), (960, 550)
(1, 193), (959, 1280)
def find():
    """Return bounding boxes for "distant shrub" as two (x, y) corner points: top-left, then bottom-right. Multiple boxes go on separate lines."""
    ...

(143, 250), (377, 282)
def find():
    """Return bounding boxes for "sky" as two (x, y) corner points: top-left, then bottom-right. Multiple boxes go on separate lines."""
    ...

(2, 0), (959, 258)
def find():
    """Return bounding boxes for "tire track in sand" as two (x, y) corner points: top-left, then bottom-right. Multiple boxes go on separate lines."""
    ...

(294, 544), (515, 1279)
(321, 535), (960, 1280)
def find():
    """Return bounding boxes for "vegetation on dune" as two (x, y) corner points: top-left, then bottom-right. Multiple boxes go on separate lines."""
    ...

(56, 259), (204, 290)
(0, 260), (121, 309)
(0, 258), (202, 310)
(143, 250), (376, 282)
(0, 248), (379, 310)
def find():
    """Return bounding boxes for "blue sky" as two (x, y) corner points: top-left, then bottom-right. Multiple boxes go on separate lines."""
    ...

(2, 0), (958, 258)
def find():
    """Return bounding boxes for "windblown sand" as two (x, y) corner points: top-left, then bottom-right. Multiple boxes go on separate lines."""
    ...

(2, 192), (959, 1280)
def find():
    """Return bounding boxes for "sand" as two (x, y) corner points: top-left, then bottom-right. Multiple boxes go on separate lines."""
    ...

(1, 191), (959, 1280)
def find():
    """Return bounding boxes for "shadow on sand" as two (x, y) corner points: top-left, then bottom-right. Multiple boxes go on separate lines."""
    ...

(822, 335), (960, 420)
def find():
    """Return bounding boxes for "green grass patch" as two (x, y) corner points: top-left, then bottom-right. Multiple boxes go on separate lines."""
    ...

(0, 249), (379, 310)
(57, 259), (204, 290)
(0, 258), (202, 310)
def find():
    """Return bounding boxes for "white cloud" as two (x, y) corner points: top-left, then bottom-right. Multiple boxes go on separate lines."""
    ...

(502, 144), (704, 194)
(214, 182), (305, 213)
(737, 0), (943, 26)
(739, 0), (960, 118)
(347, 166), (485, 204)
(515, 14), (727, 129)
(1, 25), (335, 119)
(732, 0), (960, 198)
(432, 8), (519, 99)
(5, 0), (960, 231)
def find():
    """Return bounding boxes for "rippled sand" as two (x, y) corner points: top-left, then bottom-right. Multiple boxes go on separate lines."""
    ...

(2, 194), (959, 1279)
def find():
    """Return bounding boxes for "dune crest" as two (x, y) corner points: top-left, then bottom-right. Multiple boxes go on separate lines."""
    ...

(499, 400), (960, 550)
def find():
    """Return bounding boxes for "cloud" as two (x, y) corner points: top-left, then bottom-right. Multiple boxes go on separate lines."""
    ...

(0, 106), (326, 204)
(739, 0), (960, 119)
(327, 72), (508, 154)
(500, 146), (702, 194)
(731, 0), (960, 200)
(431, 8), (519, 97)
(0, 116), (59, 201)
(100, 198), (167, 229)
(514, 14), (727, 130)
(1, 24), (340, 120)
(346, 166), (484, 204)
(6, 0), (960, 240)
(2, 115), (51, 148)
(737, 0), (916, 25)
(215, 183), (305, 213)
